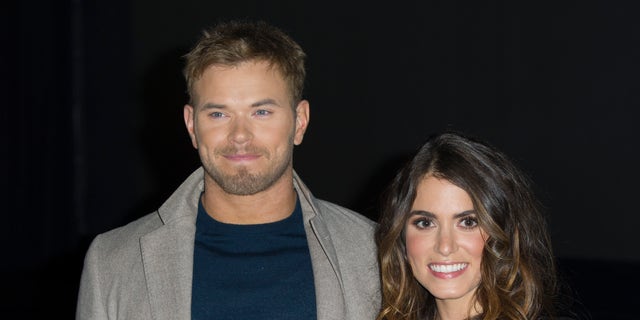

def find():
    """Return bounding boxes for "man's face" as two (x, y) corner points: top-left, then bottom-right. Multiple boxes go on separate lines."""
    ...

(184, 60), (309, 196)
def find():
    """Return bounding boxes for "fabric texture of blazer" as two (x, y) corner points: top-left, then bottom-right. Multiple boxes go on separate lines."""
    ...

(76, 167), (381, 320)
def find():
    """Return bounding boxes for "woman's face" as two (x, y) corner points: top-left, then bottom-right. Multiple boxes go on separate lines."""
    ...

(405, 175), (485, 309)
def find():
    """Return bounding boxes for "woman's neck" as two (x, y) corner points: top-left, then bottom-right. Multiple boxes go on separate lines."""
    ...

(435, 297), (482, 320)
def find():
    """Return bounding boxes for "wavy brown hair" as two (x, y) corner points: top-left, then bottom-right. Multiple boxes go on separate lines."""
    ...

(183, 20), (306, 106)
(376, 132), (559, 320)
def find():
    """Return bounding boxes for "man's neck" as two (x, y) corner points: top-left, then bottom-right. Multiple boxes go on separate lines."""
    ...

(201, 172), (297, 225)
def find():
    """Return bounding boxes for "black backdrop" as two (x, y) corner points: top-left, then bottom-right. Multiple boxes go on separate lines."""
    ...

(2, 0), (639, 318)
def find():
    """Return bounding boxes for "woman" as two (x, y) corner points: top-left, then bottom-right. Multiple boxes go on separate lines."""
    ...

(376, 132), (568, 320)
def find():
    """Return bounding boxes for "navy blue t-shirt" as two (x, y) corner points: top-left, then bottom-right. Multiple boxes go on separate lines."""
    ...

(191, 196), (317, 320)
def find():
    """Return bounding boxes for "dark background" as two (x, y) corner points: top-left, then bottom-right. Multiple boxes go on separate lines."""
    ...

(2, 0), (638, 318)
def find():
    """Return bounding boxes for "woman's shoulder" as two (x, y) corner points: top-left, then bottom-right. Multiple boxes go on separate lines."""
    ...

(541, 316), (587, 320)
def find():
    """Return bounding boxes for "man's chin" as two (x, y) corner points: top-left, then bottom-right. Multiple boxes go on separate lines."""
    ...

(207, 171), (267, 195)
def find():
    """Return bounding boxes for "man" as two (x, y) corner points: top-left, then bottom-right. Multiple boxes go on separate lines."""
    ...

(76, 20), (380, 320)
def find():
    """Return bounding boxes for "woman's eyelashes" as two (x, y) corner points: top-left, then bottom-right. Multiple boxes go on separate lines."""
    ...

(407, 212), (479, 230)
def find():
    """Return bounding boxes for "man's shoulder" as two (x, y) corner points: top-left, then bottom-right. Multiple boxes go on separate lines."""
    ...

(85, 167), (203, 260)
(293, 171), (377, 231)
(314, 199), (377, 230)
(87, 211), (163, 259)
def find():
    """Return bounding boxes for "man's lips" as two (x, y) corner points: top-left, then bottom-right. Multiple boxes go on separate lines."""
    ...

(223, 154), (261, 161)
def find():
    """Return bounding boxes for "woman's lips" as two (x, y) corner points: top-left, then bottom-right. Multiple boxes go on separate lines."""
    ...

(428, 263), (468, 279)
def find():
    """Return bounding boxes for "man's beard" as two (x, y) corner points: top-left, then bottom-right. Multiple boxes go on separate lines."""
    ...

(203, 142), (294, 196)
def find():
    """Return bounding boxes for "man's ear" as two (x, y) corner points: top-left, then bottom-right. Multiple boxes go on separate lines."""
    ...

(184, 104), (198, 149)
(293, 100), (310, 146)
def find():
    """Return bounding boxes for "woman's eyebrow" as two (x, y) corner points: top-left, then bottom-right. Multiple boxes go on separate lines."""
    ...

(453, 210), (476, 219)
(409, 210), (476, 219)
(409, 210), (435, 218)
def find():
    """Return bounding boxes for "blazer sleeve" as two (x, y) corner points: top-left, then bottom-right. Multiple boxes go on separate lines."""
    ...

(76, 236), (109, 320)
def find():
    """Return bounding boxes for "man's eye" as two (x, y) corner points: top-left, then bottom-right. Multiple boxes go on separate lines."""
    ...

(255, 109), (271, 116)
(210, 111), (225, 118)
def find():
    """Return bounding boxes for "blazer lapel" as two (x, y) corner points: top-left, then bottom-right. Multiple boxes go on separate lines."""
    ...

(307, 216), (347, 320)
(295, 172), (346, 320)
(140, 216), (196, 320)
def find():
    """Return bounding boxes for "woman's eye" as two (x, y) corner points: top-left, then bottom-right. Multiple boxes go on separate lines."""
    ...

(460, 217), (478, 229)
(412, 218), (433, 229)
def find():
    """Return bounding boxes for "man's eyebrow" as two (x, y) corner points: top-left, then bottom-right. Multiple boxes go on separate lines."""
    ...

(199, 99), (281, 109)
(200, 102), (225, 110)
(251, 98), (280, 107)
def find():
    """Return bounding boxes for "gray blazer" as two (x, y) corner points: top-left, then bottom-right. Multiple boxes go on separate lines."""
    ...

(76, 168), (381, 319)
